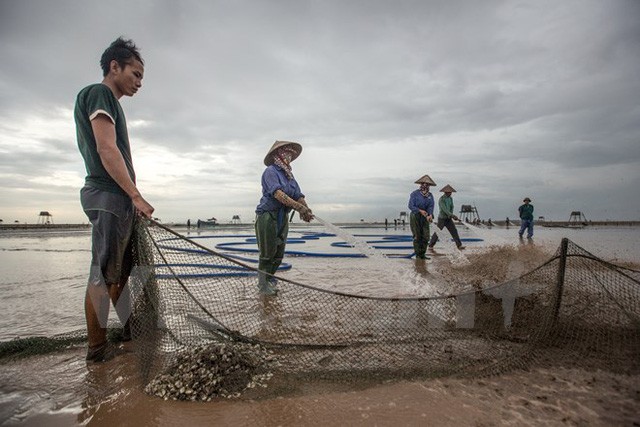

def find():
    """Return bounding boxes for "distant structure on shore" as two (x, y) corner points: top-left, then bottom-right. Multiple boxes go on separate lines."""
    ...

(569, 211), (588, 226)
(37, 211), (53, 225)
(197, 217), (218, 228)
(459, 204), (480, 223)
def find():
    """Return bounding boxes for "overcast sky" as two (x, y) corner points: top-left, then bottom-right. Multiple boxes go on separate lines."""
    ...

(1, 0), (639, 224)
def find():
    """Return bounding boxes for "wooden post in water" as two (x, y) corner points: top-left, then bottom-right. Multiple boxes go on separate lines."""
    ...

(553, 238), (569, 323)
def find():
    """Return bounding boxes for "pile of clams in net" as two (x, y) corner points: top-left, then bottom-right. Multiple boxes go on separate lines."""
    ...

(144, 341), (278, 401)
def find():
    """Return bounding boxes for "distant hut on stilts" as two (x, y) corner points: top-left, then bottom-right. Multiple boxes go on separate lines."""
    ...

(459, 204), (480, 224)
(37, 211), (53, 225)
(568, 211), (588, 227)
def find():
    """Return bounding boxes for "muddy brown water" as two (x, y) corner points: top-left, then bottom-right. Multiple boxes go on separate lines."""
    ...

(1, 225), (639, 425)
(1, 346), (638, 426)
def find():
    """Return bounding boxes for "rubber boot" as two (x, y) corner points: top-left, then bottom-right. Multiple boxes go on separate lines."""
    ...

(258, 272), (277, 296)
(412, 240), (422, 259)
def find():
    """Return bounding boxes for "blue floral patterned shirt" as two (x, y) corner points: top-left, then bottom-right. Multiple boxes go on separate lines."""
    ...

(408, 190), (434, 216)
(255, 165), (304, 214)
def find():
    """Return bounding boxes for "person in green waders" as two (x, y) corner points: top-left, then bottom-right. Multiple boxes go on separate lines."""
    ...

(255, 141), (314, 295)
(428, 184), (465, 251)
(408, 175), (436, 259)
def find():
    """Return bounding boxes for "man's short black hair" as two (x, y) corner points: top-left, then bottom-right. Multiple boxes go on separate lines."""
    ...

(100, 37), (144, 77)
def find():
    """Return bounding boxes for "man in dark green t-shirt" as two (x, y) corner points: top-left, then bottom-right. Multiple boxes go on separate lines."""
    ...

(75, 37), (154, 362)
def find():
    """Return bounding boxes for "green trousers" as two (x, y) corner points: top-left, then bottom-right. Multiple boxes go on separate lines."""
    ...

(410, 212), (430, 259)
(255, 211), (289, 276)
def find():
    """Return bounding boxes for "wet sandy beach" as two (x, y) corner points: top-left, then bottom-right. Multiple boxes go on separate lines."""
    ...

(1, 225), (639, 425)
(1, 345), (639, 426)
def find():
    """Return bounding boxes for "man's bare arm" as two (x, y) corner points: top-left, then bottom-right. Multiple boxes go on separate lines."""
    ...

(92, 115), (154, 217)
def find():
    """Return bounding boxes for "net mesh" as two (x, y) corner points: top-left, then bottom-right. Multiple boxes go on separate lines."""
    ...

(126, 221), (640, 400)
(1, 220), (638, 402)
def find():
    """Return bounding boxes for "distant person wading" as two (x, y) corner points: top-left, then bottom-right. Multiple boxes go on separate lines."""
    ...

(518, 197), (534, 239)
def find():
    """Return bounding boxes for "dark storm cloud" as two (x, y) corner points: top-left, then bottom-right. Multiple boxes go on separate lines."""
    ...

(1, 0), (639, 222)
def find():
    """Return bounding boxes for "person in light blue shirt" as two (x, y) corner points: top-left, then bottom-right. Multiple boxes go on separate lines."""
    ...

(408, 175), (436, 259)
(255, 140), (314, 295)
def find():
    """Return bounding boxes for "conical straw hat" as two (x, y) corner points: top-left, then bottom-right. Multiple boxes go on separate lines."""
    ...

(264, 140), (302, 166)
(440, 184), (456, 193)
(414, 174), (436, 185)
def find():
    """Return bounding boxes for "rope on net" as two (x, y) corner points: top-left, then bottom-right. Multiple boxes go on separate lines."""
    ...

(124, 219), (639, 400)
(2, 219), (638, 402)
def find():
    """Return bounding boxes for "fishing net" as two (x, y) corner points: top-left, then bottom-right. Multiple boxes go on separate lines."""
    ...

(1, 220), (637, 402)
(124, 221), (639, 401)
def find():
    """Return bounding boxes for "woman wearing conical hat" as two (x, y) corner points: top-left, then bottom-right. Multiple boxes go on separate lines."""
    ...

(408, 175), (436, 259)
(255, 140), (314, 295)
(428, 184), (465, 251)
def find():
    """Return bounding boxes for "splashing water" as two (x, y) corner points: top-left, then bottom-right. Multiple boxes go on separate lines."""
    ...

(440, 236), (470, 265)
(429, 220), (470, 266)
(313, 216), (402, 273)
(313, 216), (438, 296)
(314, 216), (389, 261)
(460, 221), (509, 247)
